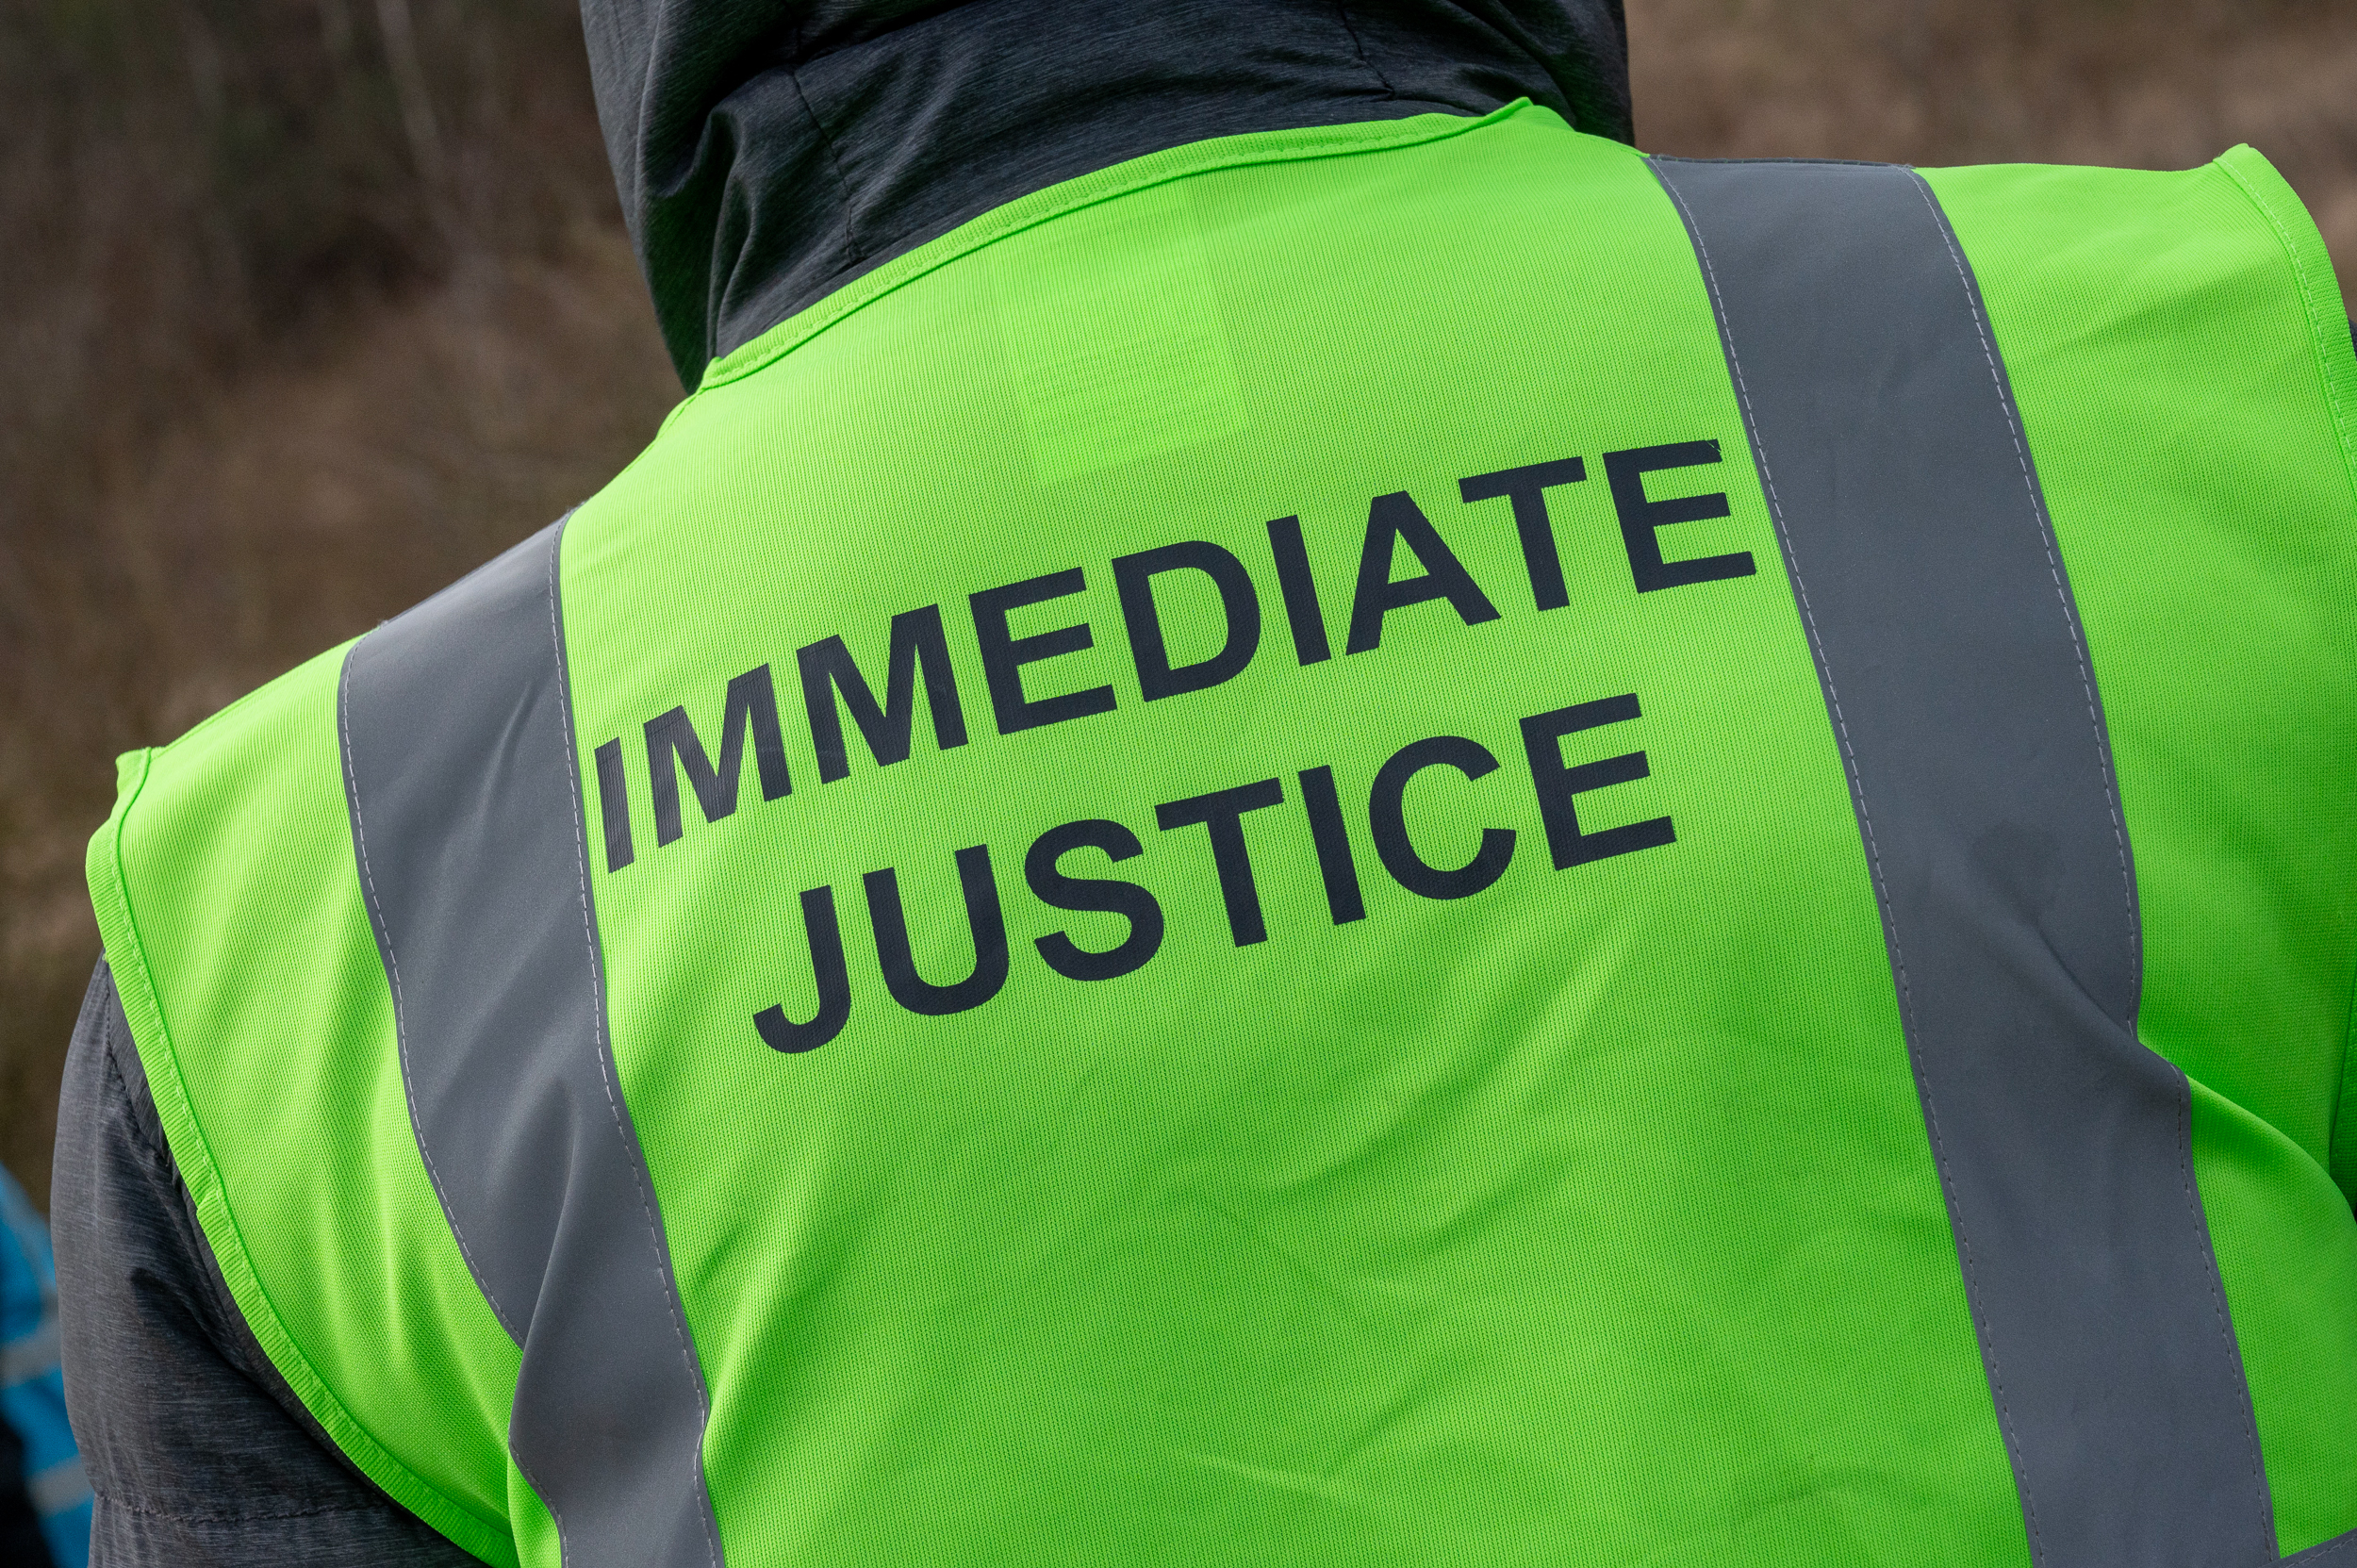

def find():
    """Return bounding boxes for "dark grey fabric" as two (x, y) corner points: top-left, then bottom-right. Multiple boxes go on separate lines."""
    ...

(577, 0), (1632, 382)
(50, 964), (478, 1568)
(339, 520), (720, 1568)
(1648, 154), (2274, 1567)
(0, 1369), (56, 1568)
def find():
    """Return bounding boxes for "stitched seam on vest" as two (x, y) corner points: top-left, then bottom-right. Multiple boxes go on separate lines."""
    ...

(506, 1420), (564, 1566)
(1905, 172), (2141, 978)
(1910, 165), (2274, 1560)
(2177, 1066), (2273, 1546)
(1651, 165), (2048, 1561)
(543, 524), (721, 1568)
(2215, 152), (2357, 511)
(1908, 162), (2275, 1557)
(1650, 154), (1893, 170)
(504, 531), (574, 1568)
(338, 655), (524, 1348)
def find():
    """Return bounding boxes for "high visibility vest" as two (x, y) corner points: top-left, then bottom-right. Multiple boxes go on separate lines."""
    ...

(89, 102), (2357, 1567)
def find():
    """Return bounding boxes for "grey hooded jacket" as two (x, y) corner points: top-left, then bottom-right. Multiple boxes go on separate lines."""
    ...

(49, 6), (1632, 1561)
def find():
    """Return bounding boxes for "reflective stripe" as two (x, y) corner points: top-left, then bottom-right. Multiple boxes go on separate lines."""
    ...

(339, 519), (723, 1568)
(1649, 155), (2273, 1567)
(27, 1452), (89, 1517)
(2, 1314), (59, 1386)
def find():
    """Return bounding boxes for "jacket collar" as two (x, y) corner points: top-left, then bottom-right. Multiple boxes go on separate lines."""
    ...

(582, 0), (1633, 386)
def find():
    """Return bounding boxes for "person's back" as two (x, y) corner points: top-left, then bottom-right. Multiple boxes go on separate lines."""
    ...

(53, 5), (2357, 1565)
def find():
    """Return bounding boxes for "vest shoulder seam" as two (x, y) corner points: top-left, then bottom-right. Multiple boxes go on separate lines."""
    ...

(2212, 146), (2357, 520)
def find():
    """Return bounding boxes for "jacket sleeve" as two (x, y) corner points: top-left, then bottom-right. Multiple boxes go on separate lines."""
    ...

(49, 962), (481, 1568)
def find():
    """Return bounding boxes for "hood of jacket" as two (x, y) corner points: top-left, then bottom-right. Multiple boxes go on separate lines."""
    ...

(579, 0), (1634, 387)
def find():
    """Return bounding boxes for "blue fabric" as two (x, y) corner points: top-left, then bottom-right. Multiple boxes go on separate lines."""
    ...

(3, 1168), (91, 1568)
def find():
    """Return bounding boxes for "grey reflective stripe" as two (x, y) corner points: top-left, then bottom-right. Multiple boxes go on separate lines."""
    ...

(339, 519), (723, 1568)
(26, 1453), (89, 1517)
(2, 1313), (59, 1385)
(1649, 156), (2274, 1567)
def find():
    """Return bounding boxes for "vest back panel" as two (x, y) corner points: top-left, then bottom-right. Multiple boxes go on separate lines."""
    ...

(87, 103), (2357, 1565)
(572, 107), (2013, 1564)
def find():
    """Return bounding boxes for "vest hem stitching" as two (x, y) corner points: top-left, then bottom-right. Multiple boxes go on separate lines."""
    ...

(543, 517), (725, 1568)
(339, 646), (526, 1347)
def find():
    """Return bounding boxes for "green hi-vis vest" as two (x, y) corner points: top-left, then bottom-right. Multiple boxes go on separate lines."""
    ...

(87, 102), (2357, 1566)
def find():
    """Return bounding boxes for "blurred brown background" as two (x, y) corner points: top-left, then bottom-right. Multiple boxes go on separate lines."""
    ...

(2, 0), (2352, 1208)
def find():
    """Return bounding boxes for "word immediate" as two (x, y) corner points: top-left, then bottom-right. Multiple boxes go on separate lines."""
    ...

(586, 439), (1758, 1052)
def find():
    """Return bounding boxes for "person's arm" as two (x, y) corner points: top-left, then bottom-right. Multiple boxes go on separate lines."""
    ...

(50, 963), (477, 1567)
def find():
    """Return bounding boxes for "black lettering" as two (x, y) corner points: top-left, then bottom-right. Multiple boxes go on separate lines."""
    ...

(1602, 440), (1755, 593)
(864, 845), (1010, 1016)
(1344, 491), (1501, 654)
(1264, 515), (1332, 666)
(1112, 541), (1262, 701)
(1368, 735), (1516, 900)
(593, 738), (635, 872)
(1459, 456), (1586, 611)
(1520, 695), (1677, 867)
(753, 886), (851, 1052)
(644, 664), (792, 848)
(970, 569), (1119, 735)
(1297, 765), (1365, 924)
(1154, 778), (1286, 946)
(1025, 819), (1165, 982)
(798, 604), (968, 784)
